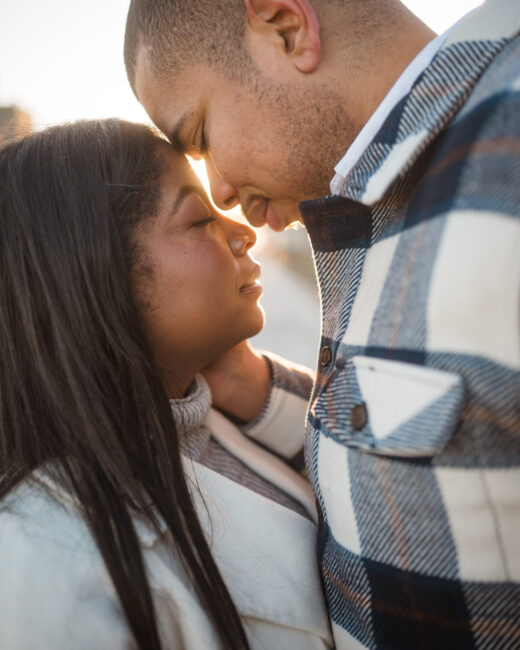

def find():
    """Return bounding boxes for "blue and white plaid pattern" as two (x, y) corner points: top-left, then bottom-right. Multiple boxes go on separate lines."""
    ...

(296, 1), (520, 647)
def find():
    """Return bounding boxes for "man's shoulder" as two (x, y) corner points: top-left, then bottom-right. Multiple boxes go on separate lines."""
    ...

(405, 33), (520, 225)
(421, 32), (520, 182)
(452, 32), (520, 130)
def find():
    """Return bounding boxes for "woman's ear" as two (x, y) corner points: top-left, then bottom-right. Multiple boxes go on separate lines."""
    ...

(244, 0), (321, 73)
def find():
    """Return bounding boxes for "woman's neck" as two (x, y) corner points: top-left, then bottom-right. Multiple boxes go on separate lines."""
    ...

(160, 368), (197, 399)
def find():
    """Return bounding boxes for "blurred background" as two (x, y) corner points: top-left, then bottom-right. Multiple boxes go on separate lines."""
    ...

(0, 0), (483, 367)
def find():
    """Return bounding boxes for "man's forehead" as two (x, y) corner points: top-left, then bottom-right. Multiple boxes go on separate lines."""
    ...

(134, 45), (155, 102)
(165, 110), (191, 154)
(135, 48), (200, 147)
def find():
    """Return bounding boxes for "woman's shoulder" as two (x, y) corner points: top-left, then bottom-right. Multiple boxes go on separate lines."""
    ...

(0, 471), (132, 649)
(0, 470), (215, 649)
(1, 471), (89, 549)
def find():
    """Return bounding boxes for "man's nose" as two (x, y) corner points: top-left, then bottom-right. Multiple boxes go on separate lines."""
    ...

(205, 157), (240, 211)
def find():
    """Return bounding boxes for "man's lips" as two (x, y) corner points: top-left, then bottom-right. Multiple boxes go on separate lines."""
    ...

(243, 196), (283, 231)
(264, 201), (284, 232)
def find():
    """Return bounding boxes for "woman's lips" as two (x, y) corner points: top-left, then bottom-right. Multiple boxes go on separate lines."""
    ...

(240, 263), (262, 294)
(240, 281), (263, 295)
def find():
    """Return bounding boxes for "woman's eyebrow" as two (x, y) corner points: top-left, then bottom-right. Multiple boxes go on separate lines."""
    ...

(170, 184), (212, 216)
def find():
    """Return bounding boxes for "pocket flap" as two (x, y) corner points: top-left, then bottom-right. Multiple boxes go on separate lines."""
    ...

(314, 355), (465, 457)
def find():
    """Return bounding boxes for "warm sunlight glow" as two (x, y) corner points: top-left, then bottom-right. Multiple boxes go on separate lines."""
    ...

(188, 158), (271, 253)
(0, 0), (150, 130)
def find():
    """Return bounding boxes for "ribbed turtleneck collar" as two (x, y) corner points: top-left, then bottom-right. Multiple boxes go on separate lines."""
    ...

(169, 375), (212, 437)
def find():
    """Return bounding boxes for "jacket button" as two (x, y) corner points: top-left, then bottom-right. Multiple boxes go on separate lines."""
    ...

(319, 345), (332, 367)
(350, 403), (368, 431)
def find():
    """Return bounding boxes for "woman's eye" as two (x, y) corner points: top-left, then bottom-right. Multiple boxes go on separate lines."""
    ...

(192, 216), (217, 228)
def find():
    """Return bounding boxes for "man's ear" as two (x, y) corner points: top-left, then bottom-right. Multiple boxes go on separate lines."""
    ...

(244, 0), (321, 73)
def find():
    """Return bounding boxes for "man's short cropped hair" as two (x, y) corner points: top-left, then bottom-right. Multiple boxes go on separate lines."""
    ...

(124, 0), (253, 93)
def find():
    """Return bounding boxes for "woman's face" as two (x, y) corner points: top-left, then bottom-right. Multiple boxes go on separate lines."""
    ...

(134, 144), (264, 395)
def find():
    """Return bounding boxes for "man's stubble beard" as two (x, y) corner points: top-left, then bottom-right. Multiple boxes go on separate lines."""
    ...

(267, 79), (357, 201)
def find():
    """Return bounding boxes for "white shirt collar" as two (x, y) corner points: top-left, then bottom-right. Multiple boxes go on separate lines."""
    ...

(330, 17), (466, 195)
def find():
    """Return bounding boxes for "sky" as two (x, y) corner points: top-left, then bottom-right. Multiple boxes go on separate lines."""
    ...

(0, 0), (483, 129)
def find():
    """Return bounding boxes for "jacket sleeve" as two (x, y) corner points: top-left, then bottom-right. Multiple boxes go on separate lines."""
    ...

(240, 352), (315, 469)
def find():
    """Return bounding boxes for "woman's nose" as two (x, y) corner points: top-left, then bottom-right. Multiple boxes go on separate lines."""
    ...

(226, 219), (257, 257)
(206, 158), (240, 211)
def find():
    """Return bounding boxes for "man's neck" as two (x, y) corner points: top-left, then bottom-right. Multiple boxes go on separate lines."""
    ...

(356, 26), (437, 131)
(321, 2), (436, 142)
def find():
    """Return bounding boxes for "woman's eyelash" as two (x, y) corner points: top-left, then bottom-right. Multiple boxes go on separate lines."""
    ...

(193, 216), (217, 228)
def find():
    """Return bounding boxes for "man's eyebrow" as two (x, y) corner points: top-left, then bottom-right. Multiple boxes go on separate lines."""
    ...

(171, 184), (212, 216)
(168, 111), (189, 154)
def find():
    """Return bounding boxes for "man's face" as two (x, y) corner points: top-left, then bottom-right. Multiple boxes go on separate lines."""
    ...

(135, 55), (349, 231)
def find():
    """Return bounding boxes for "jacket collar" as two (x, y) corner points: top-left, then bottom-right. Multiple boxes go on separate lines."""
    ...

(326, 0), (520, 207)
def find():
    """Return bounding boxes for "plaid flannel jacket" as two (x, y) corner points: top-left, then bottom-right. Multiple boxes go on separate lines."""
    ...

(281, 1), (519, 648)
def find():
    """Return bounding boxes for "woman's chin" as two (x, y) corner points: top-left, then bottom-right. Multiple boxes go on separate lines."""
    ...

(225, 309), (265, 352)
(248, 304), (266, 337)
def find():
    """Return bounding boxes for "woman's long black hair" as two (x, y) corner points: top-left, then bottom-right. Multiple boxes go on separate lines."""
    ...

(0, 119), (250, 650)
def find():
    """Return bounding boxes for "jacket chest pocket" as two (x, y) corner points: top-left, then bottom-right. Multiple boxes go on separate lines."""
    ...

(312, 355), (464, 457)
